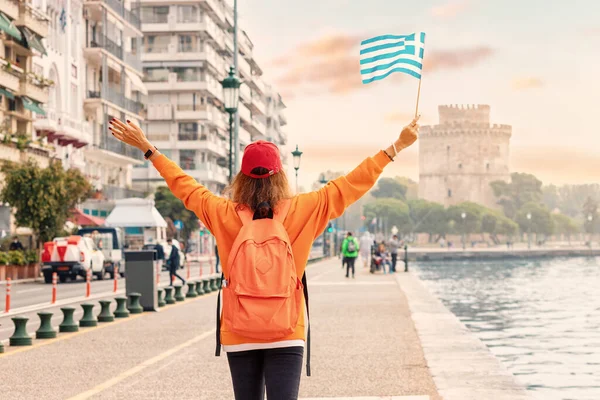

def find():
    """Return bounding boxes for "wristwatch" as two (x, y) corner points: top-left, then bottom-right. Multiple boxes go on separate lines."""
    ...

(144, 146), (157, 160)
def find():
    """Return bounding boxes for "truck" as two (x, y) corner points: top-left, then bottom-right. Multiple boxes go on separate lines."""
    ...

(77, 227), (125, 279)
(41, 235), (105, 283)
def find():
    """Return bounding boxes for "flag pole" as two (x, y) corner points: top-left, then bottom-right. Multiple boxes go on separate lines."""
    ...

(415, 78), (422, 118)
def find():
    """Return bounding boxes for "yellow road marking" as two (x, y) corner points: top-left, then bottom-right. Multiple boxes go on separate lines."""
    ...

(67, 329), (215, 400)
(0, 291), (218, 359)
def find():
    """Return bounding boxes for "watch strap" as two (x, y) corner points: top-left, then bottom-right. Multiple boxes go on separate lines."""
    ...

(144, 147), (157, 160)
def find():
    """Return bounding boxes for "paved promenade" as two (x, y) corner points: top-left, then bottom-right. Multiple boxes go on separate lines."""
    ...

(0, 257), (531, 399)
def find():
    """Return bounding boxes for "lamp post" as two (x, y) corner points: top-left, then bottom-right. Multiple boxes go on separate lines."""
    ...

(461, 212), (466, 250)
(291, 145), (303, 193)
(527, 212), (532, 250)
(319, 173), (328, 186)
(221, 66), (241, 183)
(588, 214), (593, 249)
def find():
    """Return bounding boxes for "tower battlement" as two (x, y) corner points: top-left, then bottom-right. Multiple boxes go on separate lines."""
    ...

(438, 104), (490, 125)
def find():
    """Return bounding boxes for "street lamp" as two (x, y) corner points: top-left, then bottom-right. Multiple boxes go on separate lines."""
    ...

(221, 66), (241, 183)
(588, 214), (593, 249)
(527, 212), (532, 250)
(319, 173), (328, 186)
(461, 212), (466, 250)
(291, 145), (303, 193)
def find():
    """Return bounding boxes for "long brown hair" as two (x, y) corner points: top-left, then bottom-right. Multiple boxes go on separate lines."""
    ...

(225, 167), (292, 212)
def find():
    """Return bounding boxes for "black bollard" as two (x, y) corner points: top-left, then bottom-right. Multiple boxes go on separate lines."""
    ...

(36, 312), (57, 339)
(157, 288), (166, 307)
(186, 282), (197, 298)
(195, 280), (204, 296)
(404, 244), (409, 272)
(128, 292), (144, 314)
(98, 300), (115, 322)
(80, 303), (98, 327)
(10, 317), (32, 346)
(59, 307), (79, 332)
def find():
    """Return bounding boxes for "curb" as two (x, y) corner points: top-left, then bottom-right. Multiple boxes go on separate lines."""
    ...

(0, 278), (41, 285)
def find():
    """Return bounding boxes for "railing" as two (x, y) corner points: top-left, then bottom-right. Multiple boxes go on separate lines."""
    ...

(102, 184), (145, 200)
(123, 51), (142, 71)
(89, 34), (123, 60)
(86, 89), (144, 116)
(102, 0), (141, 30)
(141, 13), (168, 24)
(178, 131), (199, 141)
(97, 134), (143, 160)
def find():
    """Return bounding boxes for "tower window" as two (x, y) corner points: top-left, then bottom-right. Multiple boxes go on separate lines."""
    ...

(447, 145), (450, 152)
(458, 163), (462, 169)
(448, 189), (452, 198)
(486, 163), (490, 170)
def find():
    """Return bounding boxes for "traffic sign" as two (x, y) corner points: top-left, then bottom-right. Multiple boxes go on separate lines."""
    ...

(174, 220), (184, 230)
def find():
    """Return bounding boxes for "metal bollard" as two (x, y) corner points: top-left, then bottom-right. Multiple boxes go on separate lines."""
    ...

(173, 285), (185, 302)
(51, 272), (57, 304)
(157, 288), (166, 307)
(127, 292), (143, 314)
(0, 341), (4, 353)
(10, 317), (32, 346)
(79, 303), (98, 327)
(186, 282), (197, 298)
(403, 244), (409, 272)
(36, 312), (57, 339)
(5, 277), (11, 313)
(98, 300), (114, 322)
(86, 269), (91, 298)
(59, 307), (78, 332)
(203, 277), (212, 293)
(210, 276), (219, 292)
(195, 280), (204, 296)
(164, 287), (176, 304)
(114, 297), (130, 318)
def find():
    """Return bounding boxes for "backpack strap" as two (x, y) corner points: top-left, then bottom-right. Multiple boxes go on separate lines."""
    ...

(215, 272), (224, 357)
(302, 272), (311, 377)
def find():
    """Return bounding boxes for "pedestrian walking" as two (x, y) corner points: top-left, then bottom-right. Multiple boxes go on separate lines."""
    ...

(167, 238), (185, 285)
(108, 115), (419, 399)
(341, 232), (359, 278)
(389, 235), (400, 273)
(359, 232), (372, 268)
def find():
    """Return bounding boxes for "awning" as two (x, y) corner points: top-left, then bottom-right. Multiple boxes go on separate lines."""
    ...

(20, 27), (46, 55)
(21, 97), (46, 115)
(125, 69), (147, 95)
(0, 86), (15, 99)
(105, 198), (167, 228)
(0, 12), (22, 42)
(72, 209), (105, 227)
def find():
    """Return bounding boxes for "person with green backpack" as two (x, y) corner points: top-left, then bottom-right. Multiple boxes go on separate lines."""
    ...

(342, 232), (360, 278)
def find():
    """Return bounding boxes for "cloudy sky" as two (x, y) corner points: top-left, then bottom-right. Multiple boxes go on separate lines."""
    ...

(237, 0), (600, 190)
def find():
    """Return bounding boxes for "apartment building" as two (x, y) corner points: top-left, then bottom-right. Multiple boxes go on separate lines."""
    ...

(0, 0), (51, 233)
(133, 0), (287, 194)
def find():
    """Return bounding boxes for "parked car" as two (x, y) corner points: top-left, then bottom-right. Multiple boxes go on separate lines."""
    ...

(77, 227), (124, 278)
(41, 235), (105, 283)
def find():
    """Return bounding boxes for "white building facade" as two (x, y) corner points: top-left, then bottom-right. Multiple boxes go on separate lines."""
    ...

(133, 0), (287, 194)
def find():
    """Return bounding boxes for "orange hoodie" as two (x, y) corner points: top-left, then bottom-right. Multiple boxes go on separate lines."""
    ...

(152, 150), (391, 346)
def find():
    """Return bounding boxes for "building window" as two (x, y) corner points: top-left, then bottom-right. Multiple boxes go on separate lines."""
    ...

(448, 189), (452, 198)
(447, 145), (450, 152)
(143, 35), (170, 53)
(92, 209), (99, 216)
(71, 64), (77, 78)
(486, 163), (490, 170)
(84, 209), (91, 215)
(125, 227), (143, 235)
(178, 35), (197, 53)
(180, 150), (196, 170)
(143, 67), (169, 82)
(100, 211), (108, 217)
(177, 5), (199, 23)
(458, 163), (462, 169)
(178, 122), (198, 141)
(173, 67), (200, 82)
(141, 6), (169, 24)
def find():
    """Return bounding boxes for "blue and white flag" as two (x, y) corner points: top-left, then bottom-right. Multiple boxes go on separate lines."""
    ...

(360, 32), (426, 84)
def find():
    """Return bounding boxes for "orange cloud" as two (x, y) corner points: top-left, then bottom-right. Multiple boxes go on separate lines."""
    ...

(430, 1), (470, 18)
(271, 34), (494, 96)
(512, 77), (544, 90)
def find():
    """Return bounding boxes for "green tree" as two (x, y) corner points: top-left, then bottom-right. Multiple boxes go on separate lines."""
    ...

(363, 198), (411, 233)
(407, 199), (448, 240)
(481, 210), (518, 243)
(371, 178), (407, 200)
(154, 186), (199, 242)
(395, 177), (418, 200)
(582, 196), (599, 234)
(0, 160), (91, 246)
(515, 202), (554, 237)
(551, 213), (580, 243)
(491, 173), (543, 219)
(447, 202), (487, 234)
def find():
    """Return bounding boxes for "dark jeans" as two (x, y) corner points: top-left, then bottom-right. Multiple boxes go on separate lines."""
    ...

(227, 346), (304, 400)
(391, 253), (398, 272)
(168, 264), (185, 285)
(345, 256), (356, 277)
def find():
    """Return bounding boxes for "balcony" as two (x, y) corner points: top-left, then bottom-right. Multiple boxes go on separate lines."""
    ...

(34, 108), (93, 148)
(238, 56), (251, 80)
(98, 133), (143, 161)
(142, 46), (226, 75)
(199, 0), (226, 27)
(15, 5), (49, 38)
(18, 76), (49, 104)
(175, 103), (217, 121)
(102, 184), (145, 200)
(193, 163), (228, 184)
(87, 34), (123, 60)
(0, 62), (22, 92)
(85, 0), (141, 32)
(173, 138), (227, 158)
(85, 88), (144, 116)
(147, 103), (173, 120)
(144, 73), (222, 101)
(0, 0), (19, 20)
(249, 93), (266, 116)
(279, 113), (287, 126)
(239, 83), (251, 106)
(124, 51), (142, 72)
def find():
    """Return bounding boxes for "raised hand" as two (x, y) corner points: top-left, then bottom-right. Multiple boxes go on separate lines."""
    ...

(397, 115), (420, 150)
(108, 118), (152, 152)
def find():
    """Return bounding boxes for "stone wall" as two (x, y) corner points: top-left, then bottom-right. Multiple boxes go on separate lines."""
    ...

(419, 105), (511, 209)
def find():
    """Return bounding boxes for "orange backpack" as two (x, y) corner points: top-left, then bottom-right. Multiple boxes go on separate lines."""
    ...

(215, 200), (312, 375)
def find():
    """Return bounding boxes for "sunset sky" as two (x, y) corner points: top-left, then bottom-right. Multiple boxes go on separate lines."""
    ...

(237, 0), (600, 190)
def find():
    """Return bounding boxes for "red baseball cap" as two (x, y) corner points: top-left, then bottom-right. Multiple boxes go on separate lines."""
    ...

(241, 140), (283, 179)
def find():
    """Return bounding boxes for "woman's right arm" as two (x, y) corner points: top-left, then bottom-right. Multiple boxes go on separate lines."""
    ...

(108, 119), (233, 232)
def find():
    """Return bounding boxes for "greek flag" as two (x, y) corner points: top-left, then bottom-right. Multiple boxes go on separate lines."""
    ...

(360, 32), (426, 84)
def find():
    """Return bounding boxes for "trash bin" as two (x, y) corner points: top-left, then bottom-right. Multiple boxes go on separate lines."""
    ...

(124, 251), (158, 312)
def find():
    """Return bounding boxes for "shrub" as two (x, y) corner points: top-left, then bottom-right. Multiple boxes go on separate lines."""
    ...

(0, 252), (8, 265)
(8, 251), (26, 266)
(25, 250), (39, 264)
